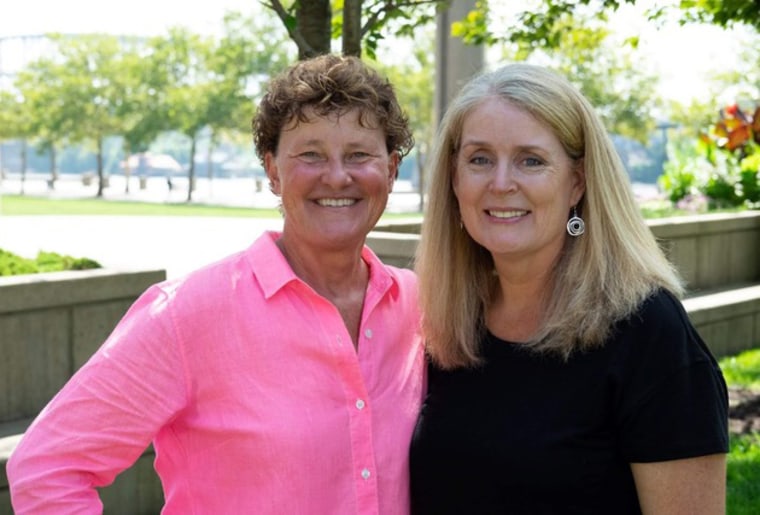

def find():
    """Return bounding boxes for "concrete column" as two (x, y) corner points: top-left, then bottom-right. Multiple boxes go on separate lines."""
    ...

(434, 0), (485, 125)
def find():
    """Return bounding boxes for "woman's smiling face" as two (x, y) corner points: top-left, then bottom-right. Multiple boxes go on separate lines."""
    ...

(265, 107), (397, 253)
(453, 97), (585, 265)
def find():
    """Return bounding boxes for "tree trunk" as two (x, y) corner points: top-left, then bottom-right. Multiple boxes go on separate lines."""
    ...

(20, 140), (27, 195)
(206, 139), (214, 180)
(96, 138), (105, 198)
(342, 0), (362, 57)
(49, 146), (58, 190)
(186, 136), (197, 203)
(122, 143), (131, 194)
(297, 0), (331, 59)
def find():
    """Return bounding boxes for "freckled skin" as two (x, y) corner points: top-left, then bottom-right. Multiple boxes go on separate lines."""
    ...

(265, 108), (398, 257)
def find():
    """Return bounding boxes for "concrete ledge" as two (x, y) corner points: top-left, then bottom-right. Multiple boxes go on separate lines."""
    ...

(0, 269), (166, 314)
(647, 210), (760, 238)
(371, 212), (760, 292)
(683, 283), (760, 357)
(649, 211), (760, 291)
(1, 268), (168, 513)
(1, 269), (166, 424)
(0, 419), (28, 491)
(373, 219), (422, 234)
(366, 231), (420, 269)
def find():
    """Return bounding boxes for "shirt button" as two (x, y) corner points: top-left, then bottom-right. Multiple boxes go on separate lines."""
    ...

(356, 399), (365, 410)
(361, 468), (371, 480)
(364, 328), (373, 339)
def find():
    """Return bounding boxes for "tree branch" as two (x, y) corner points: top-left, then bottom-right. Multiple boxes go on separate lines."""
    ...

(260, 0), (316, 57)
(360, 0), (445, 38)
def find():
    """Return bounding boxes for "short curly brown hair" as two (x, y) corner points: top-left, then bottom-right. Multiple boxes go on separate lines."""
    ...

(252, 54), (414, 164)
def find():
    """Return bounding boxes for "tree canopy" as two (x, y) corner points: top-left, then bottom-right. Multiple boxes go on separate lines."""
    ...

(262, 0), (759, 60)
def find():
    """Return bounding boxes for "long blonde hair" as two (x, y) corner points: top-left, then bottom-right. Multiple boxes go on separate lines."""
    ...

(416, 63), (682, 369)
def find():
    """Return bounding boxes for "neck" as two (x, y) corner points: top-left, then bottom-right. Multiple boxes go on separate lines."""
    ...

(487, 259), (553, 343)
(276, 236), (368, 298)
(276, 235), (369, 348)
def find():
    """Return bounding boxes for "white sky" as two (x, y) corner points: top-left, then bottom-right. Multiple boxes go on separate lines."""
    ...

(0, 0), (753, 103)
(0, 0), (257, 37)
(607, 2), (752, 104)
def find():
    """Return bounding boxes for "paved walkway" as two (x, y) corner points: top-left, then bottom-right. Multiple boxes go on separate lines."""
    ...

(0, 174), (422, 279)
(0, 214), (285, 279)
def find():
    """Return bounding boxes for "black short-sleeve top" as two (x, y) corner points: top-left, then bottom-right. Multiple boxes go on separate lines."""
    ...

(409, 289), (728, 514)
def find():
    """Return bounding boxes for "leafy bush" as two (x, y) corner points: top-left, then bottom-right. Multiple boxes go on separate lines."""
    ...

(720, 348), (760, 390)
(659, 103), (760, 209)
(658, 154), (698, 203)
(0, 248), (101, 276)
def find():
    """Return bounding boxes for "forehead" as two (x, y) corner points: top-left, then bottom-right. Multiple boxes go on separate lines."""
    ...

(280, 107), (386, 145)
(284, 105), (380, 130)
(459, 98), (559, 148)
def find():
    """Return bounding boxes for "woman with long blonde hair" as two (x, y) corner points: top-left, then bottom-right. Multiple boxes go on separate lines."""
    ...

(410, 63), (728, 514)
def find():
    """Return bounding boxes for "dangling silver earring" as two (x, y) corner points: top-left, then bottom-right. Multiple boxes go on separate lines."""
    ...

(566, 206), (585, 237)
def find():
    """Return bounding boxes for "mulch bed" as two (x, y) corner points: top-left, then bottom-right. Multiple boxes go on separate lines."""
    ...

(729, 387), (760, 435)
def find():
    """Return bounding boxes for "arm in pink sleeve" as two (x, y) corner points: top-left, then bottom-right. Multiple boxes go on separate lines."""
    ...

(7, 285), (188, 514)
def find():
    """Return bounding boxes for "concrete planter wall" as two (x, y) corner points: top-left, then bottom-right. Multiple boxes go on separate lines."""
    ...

(0, 268), (166, 514)
(648, 211), (760, 292)
(370, 211), (760, 358)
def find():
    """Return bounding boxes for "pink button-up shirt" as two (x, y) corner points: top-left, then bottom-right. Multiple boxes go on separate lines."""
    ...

(8, 231), (425, 514)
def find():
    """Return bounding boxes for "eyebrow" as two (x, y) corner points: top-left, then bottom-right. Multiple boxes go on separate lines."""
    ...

(460, 140), (548, 154)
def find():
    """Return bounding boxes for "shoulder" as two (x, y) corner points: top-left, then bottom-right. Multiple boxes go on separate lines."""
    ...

(611, 290), (729, 461)
(633, 288), (690, 329)
(621, 289), (704, 349)
(609, 288), (719, 380)
(145, 249), (253, 321)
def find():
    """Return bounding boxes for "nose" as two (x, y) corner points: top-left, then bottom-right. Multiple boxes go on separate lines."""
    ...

(488, 161), (516, 194)
(322, 159), (353, 188)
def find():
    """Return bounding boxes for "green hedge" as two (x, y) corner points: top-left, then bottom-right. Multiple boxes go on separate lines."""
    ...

(0, 248), (101, 276)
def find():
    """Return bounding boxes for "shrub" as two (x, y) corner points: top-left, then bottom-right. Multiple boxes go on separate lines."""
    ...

(660, 103), (760, 209)
(0, 248), (101, 276)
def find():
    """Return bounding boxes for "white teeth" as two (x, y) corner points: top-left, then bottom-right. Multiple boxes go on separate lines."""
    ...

(317, 198), (356, 207)
(489, 210), (526, 219)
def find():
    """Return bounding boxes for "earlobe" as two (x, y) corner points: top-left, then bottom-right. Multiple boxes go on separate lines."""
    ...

(572, 160), (586, 205)
(388, 152), (400, 186)
(264, 153), (281, 195)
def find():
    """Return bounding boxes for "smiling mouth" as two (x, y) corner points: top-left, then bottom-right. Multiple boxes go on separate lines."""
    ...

(317, 198), (358, 207)
(487, 209), (528, 219)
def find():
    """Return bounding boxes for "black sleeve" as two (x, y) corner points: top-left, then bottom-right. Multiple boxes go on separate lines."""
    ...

(612, 290), (729, 463)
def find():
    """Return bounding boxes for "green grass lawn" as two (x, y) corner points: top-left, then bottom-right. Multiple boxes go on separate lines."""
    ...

(719, 348), (760, 513)
(3, 193), (744, 220)
(0, 194), (424, 220)
(0, 194), (281, 217)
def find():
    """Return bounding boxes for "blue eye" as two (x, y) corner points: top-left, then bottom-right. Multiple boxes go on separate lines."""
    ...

(524, 157), (544, 167)
(470, 155), (491, 166)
